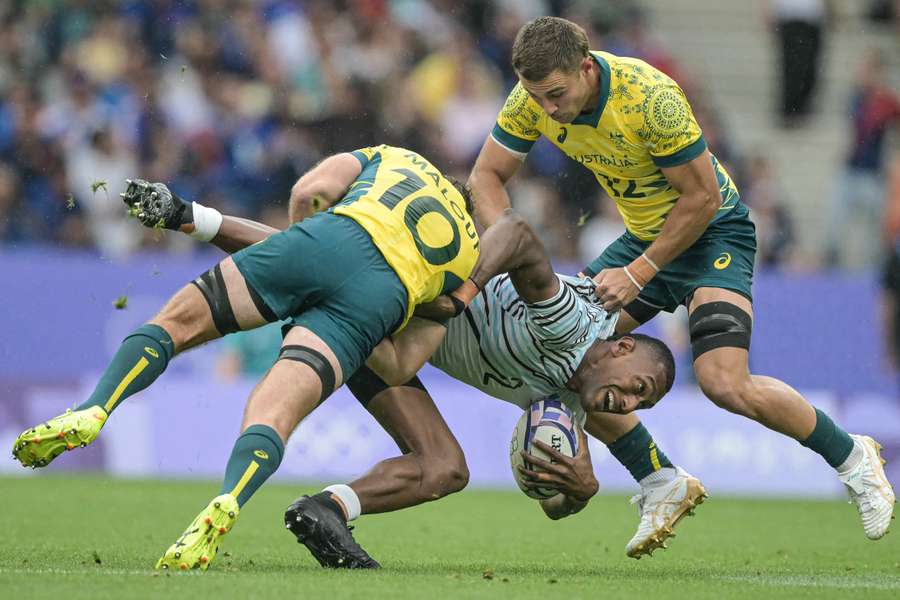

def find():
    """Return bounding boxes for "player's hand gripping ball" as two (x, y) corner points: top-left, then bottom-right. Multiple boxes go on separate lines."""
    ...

(510, 398), (580, 499)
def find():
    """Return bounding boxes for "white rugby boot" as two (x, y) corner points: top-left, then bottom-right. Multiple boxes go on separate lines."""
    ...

(626, 467), (707, 559)
(838, 435), (895, 540)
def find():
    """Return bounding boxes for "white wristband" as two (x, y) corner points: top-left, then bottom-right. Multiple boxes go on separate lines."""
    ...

(189, 202), (223, 242)
(640, 253), (660, 272)
(623, 265), (644, 292)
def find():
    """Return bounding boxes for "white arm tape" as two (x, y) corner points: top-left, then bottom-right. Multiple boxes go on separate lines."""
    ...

(189, 202), (223, 242)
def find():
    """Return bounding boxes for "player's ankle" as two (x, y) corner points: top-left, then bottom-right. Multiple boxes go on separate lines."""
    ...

(639, 467), (678, 488)
(836, 439), (864, 474)
(321, 484), (361, 521)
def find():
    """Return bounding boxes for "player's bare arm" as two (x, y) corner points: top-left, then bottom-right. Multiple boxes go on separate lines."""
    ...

(470, 208), (559, 303)
(288, 152), (363, 222)
(468, 136), (523, 228)
(366, 208), (560, 383)
(212, 217), (278, 253)
(594, 149), (722, 312)
(121, 179), (276, 253)
(122, 152), (362, 253)
(365, 318), (449, 386)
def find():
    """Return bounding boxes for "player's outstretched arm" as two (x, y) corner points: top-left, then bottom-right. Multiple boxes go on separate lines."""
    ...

(212, 217), (279, 253)
(121, 179), (277, 253)
(421, 208), (561, 323)
(468, 136), (523, 228)
(471, 208), (558, 304)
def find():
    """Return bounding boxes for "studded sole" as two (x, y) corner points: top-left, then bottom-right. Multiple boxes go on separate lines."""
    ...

(628, 478), (708, 559)
(11, 408), (106, 468)
(157, 497), (238, 571)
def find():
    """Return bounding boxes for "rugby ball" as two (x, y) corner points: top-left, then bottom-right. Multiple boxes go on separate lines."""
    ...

(509, 398), (579, 499)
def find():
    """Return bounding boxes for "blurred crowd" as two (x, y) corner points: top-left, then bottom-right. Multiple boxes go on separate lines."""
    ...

(0, 0), (895, 273)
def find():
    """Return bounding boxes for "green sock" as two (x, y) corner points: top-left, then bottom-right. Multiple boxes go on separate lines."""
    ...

(608, 423), (674, 482)
(220, 424), (284, 507)
(77, 324), (173, 415)
(799, 408), (854, 468)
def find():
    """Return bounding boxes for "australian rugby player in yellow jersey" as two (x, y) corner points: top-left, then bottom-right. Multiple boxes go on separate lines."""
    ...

(469, 16), (894, 543)
(11, 145), (486, 571)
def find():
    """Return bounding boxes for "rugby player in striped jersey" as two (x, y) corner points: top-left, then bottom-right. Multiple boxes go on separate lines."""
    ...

(119, 174), (700, 569)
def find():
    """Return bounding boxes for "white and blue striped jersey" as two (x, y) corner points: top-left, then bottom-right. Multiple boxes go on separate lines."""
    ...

(428, 273), (619, 415)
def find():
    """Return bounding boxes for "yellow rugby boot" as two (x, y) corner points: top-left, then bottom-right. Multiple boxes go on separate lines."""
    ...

(156, 494), (240, 571)
(11, 406), (108, 468)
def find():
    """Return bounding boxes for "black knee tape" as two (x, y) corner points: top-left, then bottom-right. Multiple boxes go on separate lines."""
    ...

(689, 301), (752, 360)
(192, 264), (240, 335)
(345, 365), (427, 407)
(278, 345), (336, 404)
(623, 297), (662, 325)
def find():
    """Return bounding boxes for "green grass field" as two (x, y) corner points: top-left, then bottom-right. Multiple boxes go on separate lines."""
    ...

(1, 475), (898, 599)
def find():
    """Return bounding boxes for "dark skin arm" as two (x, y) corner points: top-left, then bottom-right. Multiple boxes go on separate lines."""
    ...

(368, 208), (561, 381)
(517, 425), (598, 519)
(171, 153), (363, 253)
(594, 149), (722, 311)
(468, 208), (558, 302)
(178, 216), (277, 254)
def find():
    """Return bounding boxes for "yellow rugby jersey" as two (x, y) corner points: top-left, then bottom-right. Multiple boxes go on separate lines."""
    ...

(492, 51), (739, 241)
(332, 145), (480, 327)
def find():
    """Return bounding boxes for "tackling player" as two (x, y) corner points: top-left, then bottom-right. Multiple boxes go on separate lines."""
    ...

(468, 16), (895, 540)
(120, 178), (701, 568)
(11, 145), (485, 571)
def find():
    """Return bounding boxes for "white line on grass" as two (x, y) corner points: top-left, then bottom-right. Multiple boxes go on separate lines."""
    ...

(0, 567), (191, 577)
(716, 575), (900, 591)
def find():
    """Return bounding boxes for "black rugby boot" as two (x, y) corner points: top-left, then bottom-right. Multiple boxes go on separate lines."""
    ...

(284, 493), (380, 569)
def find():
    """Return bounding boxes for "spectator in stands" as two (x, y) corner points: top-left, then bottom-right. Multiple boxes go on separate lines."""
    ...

(768, 0), (831, 126)
(823, 49), (900, 268)
(879, 157), (900, 379)
(0, 0), (733, 268)
(742, 154), (796, 269)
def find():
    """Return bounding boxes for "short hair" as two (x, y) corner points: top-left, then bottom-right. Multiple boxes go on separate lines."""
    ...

(627, 333), (676, 397)
(512, 17), (590, 81)
(447, 176), (474, 215)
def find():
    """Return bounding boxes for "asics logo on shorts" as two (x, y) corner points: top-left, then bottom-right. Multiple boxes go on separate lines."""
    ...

(713, 252), (732, 270)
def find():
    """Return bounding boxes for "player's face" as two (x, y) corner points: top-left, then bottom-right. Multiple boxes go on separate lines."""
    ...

(579, 351), (665, 415)
(518, 58), (596, 124)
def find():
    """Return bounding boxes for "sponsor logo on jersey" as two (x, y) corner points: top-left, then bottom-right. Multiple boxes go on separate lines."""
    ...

(144, 347), (159, 359)
(254, 449), (269, 460)
(713, 252), (732, 270)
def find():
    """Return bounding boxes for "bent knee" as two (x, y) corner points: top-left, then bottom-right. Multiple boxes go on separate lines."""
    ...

(152, 285), (216, 351)
(420, 455), (469, 499)
(697, 374), (761, 418)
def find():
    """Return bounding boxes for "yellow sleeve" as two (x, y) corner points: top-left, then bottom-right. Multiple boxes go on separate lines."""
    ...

(632, 69), (706, 168)
(350, 146), (381, 167)
(490, 83), (542, 155)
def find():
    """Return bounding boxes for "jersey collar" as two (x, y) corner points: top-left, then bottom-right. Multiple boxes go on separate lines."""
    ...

(571, 52), (610, 128)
